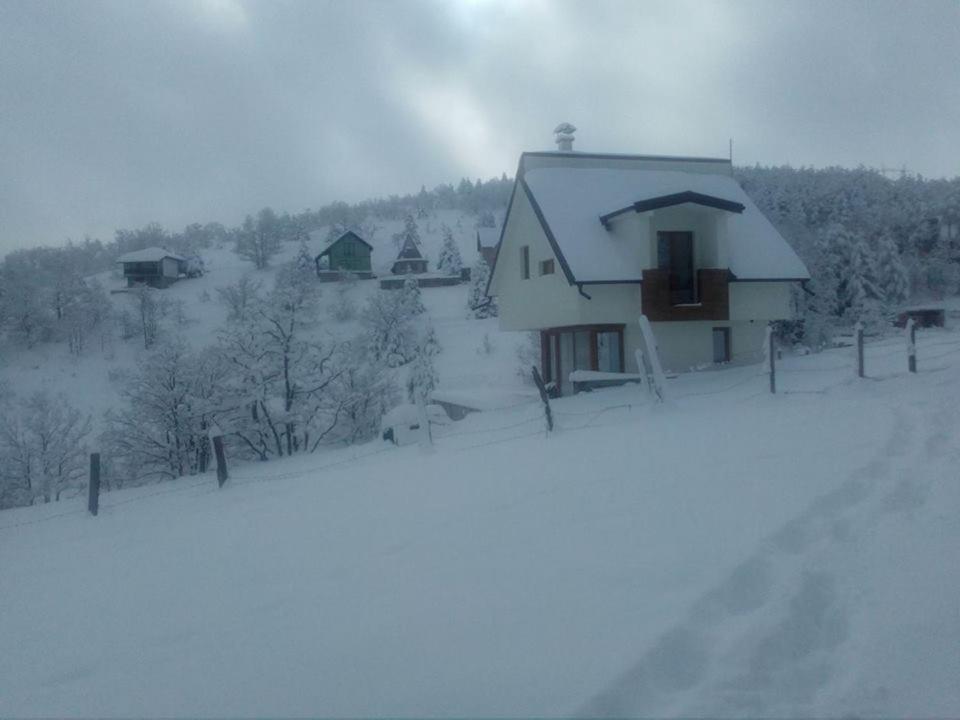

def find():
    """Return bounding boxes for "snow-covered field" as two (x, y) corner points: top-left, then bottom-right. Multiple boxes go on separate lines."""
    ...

(2, 319), (959, 716)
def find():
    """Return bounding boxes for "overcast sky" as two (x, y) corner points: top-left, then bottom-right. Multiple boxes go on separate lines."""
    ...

(1, 0), (958, 255)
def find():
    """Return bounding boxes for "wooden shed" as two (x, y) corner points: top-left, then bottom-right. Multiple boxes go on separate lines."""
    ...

(315, 231), (374, 280)
(116, 247), (186, 288)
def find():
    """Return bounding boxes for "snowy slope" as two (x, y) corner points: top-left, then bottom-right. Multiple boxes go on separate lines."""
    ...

(2, 328), (959, 717)
(0, 209), (519, 430)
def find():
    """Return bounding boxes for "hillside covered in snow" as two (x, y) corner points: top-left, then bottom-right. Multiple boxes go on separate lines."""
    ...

(2, 325), (960, 716)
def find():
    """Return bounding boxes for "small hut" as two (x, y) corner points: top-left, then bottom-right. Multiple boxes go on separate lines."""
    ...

(391, 236), (428, 275)
(315, 231), (374, 281)
(116, 247), (187, 288)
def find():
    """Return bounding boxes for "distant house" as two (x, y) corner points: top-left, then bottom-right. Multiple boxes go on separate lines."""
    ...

(315, 231), (374, 281)
(391, 236), (428, 275)
(476, 226), (499, 268)
(116, 247), (186, 288)
(487, 128), (810, 394)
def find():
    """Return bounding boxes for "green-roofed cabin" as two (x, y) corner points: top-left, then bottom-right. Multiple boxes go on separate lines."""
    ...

(315, 231), (375, 281)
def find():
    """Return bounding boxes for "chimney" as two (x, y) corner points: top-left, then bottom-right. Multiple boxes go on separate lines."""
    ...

(553, 122), (576, 152)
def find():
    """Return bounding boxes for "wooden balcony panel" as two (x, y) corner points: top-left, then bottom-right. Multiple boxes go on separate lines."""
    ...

(641, 268), (729, 321)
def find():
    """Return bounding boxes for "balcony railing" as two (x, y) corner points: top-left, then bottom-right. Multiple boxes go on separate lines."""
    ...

(641, 268), (729, 321)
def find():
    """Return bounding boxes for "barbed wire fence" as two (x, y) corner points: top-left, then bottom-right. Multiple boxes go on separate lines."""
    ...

(5, 322), (958, 532)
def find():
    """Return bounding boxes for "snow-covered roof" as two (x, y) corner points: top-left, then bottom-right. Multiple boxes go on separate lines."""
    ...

(522, 166), (810, 283)
(476, 227), (499, 248)
(116, 247), (185, 264)
(382, 404), (448, 427)
(316, 231), (373, 258)
(396, 237), (424, 260)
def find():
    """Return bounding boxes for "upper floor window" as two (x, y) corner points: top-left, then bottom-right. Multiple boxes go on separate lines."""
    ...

(521, 246), (530, 279)
(539, 258), (555, 276)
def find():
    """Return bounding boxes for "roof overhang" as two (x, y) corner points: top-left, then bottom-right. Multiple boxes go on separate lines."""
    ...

(600, 191), (746, 229)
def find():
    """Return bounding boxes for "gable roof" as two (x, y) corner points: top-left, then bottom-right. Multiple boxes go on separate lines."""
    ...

(396, 236), (423, 260)
(116, 247), (185, 264)
(316, 230), (373, 258)
(514, 160), (809, 284)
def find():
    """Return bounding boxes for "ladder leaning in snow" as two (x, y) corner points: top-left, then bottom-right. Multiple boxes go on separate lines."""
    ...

(636, 316), (666, 402)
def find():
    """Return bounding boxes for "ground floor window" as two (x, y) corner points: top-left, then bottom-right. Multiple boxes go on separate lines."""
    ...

(541, 324), (625, 395)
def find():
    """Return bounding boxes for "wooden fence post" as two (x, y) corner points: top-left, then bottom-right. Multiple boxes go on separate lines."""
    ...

(531, 366), (554, 432)
(765, 324), (777, 394)
(906, 317), (917, 373)
(855, 322), (865, 378)
(213, 435), (229, 487)
(88, 453), (100, 516)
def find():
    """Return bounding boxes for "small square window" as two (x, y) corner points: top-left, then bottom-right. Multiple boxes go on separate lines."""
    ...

(521, 246), (530, 279)
(539, 259), (555, 276)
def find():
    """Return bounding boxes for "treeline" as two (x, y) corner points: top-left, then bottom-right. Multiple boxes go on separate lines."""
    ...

(736, 165), (960, 344)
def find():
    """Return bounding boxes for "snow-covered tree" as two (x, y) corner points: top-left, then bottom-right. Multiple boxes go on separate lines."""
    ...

(400, 277), (425, 316)
(847, 238), (886, 331)
(218, 277), (346, 459)
(332, 345), (400, 444)
(216, 275), (263, 323)
(0, 391), (91, 507)
(294, 238), (315, 280)
(406, 334), (438, 405)
(104, 341), (225, 482)
(875, 231), (909, 307)
(362, 290), (418, 368)
(436, 225), (464, 276)
(392, 213), (421, 251)
(468, 255), (497, 318)
(235, 208), (283, 269)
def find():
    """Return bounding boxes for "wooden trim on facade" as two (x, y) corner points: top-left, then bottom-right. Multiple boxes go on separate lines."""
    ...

(641, 268), (730, 321)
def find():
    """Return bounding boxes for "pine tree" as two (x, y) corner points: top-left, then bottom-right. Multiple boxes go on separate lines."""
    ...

(468, 255), (496, 318)
(401, 278), (425, 316)
(436, 225), (464, 276)
(875, 231), (909, 307)
(847, 237), (886, 331)
(294, 238), (314, 278)
(393, 214), (421, 251)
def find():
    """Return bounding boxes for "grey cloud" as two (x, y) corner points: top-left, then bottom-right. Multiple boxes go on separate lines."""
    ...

(0, 0), (957, 255)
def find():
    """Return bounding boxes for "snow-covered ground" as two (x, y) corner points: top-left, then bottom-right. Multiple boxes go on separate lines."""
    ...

(2, 323), (959, 716)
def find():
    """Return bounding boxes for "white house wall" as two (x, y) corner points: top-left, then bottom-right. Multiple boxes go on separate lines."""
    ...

(729, 282), (792, 320)
(493, 185), (580, 331)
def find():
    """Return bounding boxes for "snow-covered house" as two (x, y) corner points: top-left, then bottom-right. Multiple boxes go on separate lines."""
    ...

(116, 247), (187, 288)
(391, 236), (429, 275)
(315, 230), (375, 281)
(487, 131), (809, 394)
